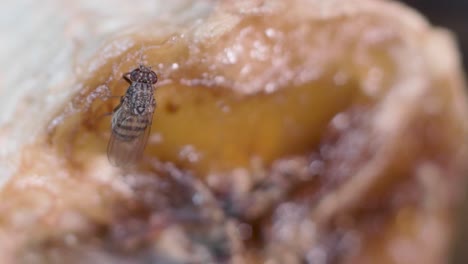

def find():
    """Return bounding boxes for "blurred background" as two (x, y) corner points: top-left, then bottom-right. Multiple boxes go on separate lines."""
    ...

(401, 2), (468, 263)
(402, 0), (467, 73)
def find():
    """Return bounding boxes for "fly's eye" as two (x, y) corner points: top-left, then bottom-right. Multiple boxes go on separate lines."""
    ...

(130, 69), (141, 81)
(150, 72), (158, 84)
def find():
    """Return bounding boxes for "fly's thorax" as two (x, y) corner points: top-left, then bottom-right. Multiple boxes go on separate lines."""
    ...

(126, 82), (155, 115)
(131, 82), (155, 92)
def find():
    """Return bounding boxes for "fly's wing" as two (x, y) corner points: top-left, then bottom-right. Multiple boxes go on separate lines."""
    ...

(107, 110), (153, 167)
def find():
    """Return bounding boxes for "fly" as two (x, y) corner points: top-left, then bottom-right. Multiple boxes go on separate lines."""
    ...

(107, 64), (158, 166)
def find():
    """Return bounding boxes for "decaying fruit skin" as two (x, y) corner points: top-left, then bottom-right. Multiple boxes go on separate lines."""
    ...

(0, 0), (467, 263)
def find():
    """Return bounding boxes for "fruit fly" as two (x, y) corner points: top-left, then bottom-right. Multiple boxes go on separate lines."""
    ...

(107, 64), (158, 166)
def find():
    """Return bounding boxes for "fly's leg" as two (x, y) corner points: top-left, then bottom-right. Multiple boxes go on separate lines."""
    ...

(106, 95), (123, 99)
(111, 96), (125, 113)
(123, 72), (132, 84)
(97, 96), (124, 121)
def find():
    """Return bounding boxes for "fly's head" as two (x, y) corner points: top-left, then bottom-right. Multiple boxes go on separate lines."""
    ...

(129, 65), (158, 84)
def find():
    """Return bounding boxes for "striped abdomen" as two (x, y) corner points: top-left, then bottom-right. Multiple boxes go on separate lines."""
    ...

(111, 113), (150, 141)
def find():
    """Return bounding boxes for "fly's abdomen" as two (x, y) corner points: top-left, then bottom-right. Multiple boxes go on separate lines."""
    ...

(112, 115), (149, 141)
